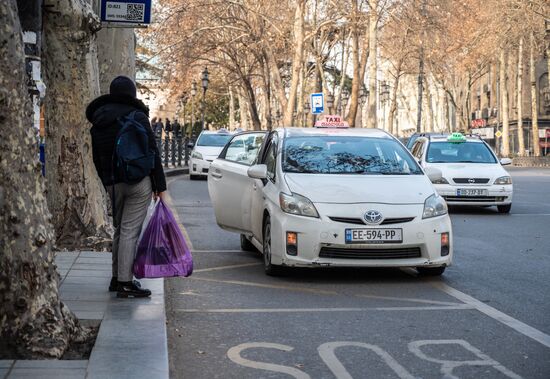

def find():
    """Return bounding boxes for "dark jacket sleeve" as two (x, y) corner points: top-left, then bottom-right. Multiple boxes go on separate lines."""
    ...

(135, 112), (167, 193)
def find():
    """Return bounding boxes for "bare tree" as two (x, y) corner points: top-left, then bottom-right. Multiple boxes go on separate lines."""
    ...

(517, 38), (525, 156)
(0, 0), (88, 358)
(500, 49), (510, 157)
(530, 32), (541, 157)
(366, 0), (378, 128)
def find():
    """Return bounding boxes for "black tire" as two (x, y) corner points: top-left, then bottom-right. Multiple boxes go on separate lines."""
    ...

(189, 174), (200, 180)
(262, 218), (286, 276)
(240, 234), (257, 252)
(497, 204), (512, 213)
(417, 266), (446, 276)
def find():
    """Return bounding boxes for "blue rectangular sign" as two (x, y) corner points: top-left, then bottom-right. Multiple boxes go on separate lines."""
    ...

(310, 93), (324, 115)
(100, 0), (152, 25)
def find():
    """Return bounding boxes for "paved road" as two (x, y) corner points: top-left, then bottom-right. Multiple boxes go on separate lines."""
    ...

(165, 167), (550, 379)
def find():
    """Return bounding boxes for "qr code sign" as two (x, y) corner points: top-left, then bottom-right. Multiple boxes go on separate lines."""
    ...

(126, 3), (145, 22)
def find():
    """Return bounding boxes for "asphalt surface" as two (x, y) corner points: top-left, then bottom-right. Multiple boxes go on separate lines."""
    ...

(165, 167), (550, 379)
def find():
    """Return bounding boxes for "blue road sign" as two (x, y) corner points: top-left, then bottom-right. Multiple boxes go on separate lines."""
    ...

(310, 93), (324, 114)
(100, 0), (152, 25)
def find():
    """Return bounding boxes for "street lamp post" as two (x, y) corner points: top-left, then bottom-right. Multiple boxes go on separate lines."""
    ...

(191, 80), (197, 138)
(303, 101), (310, 127)
(342, 90), (349, 118)
(201, 67), (209, 131)
(326, 94), (334, 114)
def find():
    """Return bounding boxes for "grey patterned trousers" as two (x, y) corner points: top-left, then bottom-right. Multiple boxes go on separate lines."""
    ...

(107, 176), (152, 281)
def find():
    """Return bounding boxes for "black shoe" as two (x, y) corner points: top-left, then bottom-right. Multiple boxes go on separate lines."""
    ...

(109, 277), (141, 292)
(116, 281), (151, 298)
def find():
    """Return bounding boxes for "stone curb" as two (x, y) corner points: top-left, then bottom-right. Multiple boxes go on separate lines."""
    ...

(164, 167), (189, 177)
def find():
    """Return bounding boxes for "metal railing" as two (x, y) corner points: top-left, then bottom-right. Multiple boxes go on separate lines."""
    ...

(156, 131), (191, 168)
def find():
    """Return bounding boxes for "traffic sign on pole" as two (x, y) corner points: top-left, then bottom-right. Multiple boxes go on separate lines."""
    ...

(100, 0), (152, 26)
(310, 93), (324, 115)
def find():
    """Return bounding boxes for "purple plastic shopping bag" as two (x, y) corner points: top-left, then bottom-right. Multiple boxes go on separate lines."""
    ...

(133, 199), (193, 279)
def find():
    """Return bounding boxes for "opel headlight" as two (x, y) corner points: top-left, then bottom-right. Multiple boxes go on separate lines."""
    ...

(191, 151), (203, 160)
(422, 194), (448, 219)
(279, 192), (319, 218)
(494, 176), (512, 185)
(431, 177), (449, 184)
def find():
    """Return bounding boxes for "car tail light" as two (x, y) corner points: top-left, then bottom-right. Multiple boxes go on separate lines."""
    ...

(441, 232), (450, 256)
(286, 232), (298, 256)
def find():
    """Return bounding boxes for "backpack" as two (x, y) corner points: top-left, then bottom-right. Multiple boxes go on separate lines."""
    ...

(113, 111), (155, 184)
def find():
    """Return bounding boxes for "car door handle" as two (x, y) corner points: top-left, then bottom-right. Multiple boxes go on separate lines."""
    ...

(253, 182), (257, 190)
(211, 171), (222, 179)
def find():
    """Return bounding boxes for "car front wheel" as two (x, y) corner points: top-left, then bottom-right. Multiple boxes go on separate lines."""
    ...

(497, 204), (512, 213)
(240, 234), (256, 252)
(263, 218), (285, 276)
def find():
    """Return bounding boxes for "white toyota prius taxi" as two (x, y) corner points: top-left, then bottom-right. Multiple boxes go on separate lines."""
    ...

(208, 126), (453, 276)
(189, 129), (233, 179)
(410, 133), (513, 213)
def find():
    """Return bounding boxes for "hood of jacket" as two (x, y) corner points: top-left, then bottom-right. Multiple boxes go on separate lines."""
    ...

(86, 94), (149, 128)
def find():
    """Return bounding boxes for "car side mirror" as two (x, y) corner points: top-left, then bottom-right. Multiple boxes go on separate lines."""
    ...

(500, 158), (512, 166)
(424, 166), (443, 182)
(247, 164), (268, 180)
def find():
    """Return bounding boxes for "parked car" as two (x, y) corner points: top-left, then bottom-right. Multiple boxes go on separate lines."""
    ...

(207, 126), (453, 276)
(410, 132), (513, 213)
(406, 132), (446, 150)
(189, 129), (233, 180)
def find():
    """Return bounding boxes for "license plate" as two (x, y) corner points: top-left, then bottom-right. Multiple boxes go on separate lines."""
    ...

(456, 188), (487, 196)
(345, 228), (402, 244)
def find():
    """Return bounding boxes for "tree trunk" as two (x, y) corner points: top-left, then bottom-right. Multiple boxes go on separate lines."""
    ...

(335, 32), (350, 113)
(92, 0), (136, 94)
(242, 77), (262, 130)
(530, 34), (540, 157)
(346, 0), (360, 127)
(387, 64), (402, 135)
(424, 76), (434, 132)
(500, 49), (510, 157)
(0, 0), (88, 358)
(43, 0), (112, 250)
(229, 86), (236, 130)
(264, 45), (287, 115)
(517, 38), (525, 156)
(366, 0), (378, 128)
(238, 88), (249, 130)
(283, 0), (305, 126)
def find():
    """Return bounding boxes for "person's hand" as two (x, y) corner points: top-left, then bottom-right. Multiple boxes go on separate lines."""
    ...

(154, 191), (166, 201)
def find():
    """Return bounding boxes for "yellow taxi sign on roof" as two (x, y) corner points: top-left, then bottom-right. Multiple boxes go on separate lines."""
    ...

(314, 115), (349, 128)
(447, 132), (466, 143)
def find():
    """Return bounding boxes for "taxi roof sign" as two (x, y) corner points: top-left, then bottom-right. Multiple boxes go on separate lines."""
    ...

(314, 115), (349, 128)
(447, 132), (466, 143)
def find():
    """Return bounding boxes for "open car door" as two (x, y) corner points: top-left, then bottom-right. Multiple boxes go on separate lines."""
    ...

(207, 132), (267, 233)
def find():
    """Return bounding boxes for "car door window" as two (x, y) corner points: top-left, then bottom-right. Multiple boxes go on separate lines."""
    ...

(263, 136), (278, 182)
(412, 141), (424, 160)
(222, 133), (266, 165)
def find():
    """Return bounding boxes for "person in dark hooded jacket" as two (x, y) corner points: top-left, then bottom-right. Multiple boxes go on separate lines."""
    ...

(86, 76), (166, 298)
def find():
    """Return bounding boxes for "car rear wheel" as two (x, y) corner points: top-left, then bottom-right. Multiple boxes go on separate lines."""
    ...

(497, 204), (512, 213)
(240, 234), (257, 252)
(417, 266), (446, 276)
(263, 218), (285, 276)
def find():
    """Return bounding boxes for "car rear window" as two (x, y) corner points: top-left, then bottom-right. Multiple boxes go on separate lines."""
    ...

(197, 133), (232, 147)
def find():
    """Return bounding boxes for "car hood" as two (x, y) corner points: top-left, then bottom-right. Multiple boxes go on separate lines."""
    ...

(194, 146), (225, 159)
(426, 163), (507, 180)
(283, 173), (434, 204)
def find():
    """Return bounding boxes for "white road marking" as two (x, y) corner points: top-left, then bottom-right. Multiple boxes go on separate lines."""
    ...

(190, 277), (339, 295)
(509, 213), (550, 216)
(227, 343), (311, 379)
(409, 339), (522, 379)
(355, 293), (462, 306)
(193, 263), (262, 273)
(192, 250), (245, 253)
(432, 281), (550, 349)
(319, 342), (415, 379)
(176, 305), (473, 313)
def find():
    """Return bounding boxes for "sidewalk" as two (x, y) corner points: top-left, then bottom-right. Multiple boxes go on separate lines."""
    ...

(0, 252), (169, 379)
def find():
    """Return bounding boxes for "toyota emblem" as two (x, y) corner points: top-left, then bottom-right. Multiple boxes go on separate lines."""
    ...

(468, 178), (475, 184)
(364, 210), (383, 224)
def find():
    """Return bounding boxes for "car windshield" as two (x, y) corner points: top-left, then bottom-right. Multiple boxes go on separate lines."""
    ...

(426, 142), (497, 163)
(197, 133), (232, 147)
(282, 136), (423, 175)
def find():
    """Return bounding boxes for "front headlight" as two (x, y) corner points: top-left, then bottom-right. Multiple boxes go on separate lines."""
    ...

(422, 194), (448, 219)
(279, 192), (319, 218)
(494, 176), (512, 185)
(431, 177), (449, 184)
(191, 151), (203, 160)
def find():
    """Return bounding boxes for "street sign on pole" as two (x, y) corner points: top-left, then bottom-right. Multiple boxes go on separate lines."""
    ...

(100, 0), (152, 26)
(310, 93), (324, 115)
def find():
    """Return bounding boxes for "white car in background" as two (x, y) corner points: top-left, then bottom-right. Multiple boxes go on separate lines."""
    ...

(189, 129), (233, 180)
(208, 127), (453, 276)
(410, 133), (513, 213)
